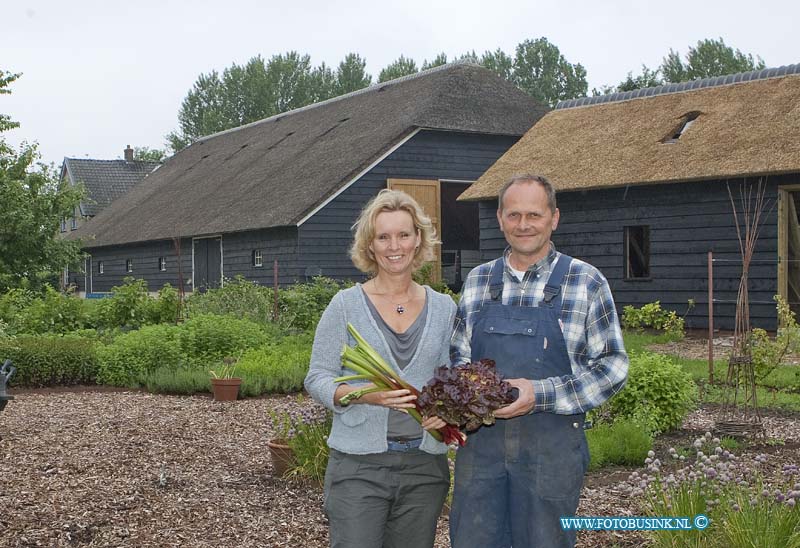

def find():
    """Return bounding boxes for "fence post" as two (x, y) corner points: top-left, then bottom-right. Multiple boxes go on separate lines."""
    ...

(708, 250), (714, 384)
(273, 259), (279, 323)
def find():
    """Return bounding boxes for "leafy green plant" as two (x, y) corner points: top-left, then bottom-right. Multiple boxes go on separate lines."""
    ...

(622, 300), (689, 339)
(177, 314), (275, 365)
(186, 275), (275, 324)
(287, 411), (332, 485)
(608, 351), (696, 434)
(236, 334), (313, 395)
(96, 323), (182, 386)
(278, 276), (349, 331)
(210, 356), (239, 379)
(413, 263), (459, 302)
(586, 418), (653, 470)
(751, 295), (800, 382)
(0, 335), (98, 387)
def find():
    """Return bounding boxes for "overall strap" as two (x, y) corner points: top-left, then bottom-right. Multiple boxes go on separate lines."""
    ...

(488, 258), (505, 301)
(542, 255), (573, 307)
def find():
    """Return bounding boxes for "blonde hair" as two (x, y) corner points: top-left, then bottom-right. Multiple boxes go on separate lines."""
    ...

(350, 189), (439, 275)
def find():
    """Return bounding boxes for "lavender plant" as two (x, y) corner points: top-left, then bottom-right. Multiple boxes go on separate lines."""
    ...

(624, 432), (800, 547)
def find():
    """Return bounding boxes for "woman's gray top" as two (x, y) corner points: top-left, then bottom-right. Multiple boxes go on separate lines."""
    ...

(304, 284), (456, 455)
(364, 291), (428, 440)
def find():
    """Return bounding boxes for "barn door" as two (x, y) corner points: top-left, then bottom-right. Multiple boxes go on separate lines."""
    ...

(193, 236), (222, 292)
(387, 179), (441, 282)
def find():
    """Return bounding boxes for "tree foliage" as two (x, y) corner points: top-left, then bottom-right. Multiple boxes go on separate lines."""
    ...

(0, 69), (85, 291)
(661, 37), (766, 83)
(133, 146), (167, 163)
(598, 38), (767, 95)
(167, 53), (374, 152)
(378, 55), (419, 83)
(511, 38), (588, 107)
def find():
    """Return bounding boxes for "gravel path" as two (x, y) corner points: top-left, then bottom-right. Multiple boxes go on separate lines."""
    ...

(2, 390), (799, 547)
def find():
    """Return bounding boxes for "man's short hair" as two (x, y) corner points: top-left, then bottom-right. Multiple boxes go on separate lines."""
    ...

(497, 174), (557, 214)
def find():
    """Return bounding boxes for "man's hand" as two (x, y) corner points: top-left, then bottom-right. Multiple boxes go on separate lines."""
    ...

(494, 378), (535, 419)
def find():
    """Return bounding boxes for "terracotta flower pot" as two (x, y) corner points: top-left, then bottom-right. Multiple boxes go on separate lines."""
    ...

(268, 438), (296, 477)
(210, 378), (241, 401)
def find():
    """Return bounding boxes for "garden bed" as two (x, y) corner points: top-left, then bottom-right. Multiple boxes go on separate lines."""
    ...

(1, 391), (800, 547)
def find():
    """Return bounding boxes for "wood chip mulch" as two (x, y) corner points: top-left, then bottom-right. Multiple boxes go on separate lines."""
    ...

(2, 390), (800, 547)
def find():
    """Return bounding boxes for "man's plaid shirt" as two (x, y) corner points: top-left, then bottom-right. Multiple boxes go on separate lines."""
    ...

(450, 244), (628, 415)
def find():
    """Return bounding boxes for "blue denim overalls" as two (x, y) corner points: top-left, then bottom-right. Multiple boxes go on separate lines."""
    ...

(450, 255), (589, 548)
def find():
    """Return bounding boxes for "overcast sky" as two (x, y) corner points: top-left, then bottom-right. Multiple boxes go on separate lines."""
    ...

(4, 0), (798, 168)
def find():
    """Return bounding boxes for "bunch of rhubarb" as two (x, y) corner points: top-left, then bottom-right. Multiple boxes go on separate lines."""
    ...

(336, 323), (466, 446)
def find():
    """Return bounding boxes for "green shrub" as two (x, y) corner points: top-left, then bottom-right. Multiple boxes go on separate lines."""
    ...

(586, 418), (653, 470)
(622, 300), (688, 339)
(177, 314), (277, 365)
(0, 288), (35, 334)
(137, 365), (211, 395)
(96, 323), (182, 386)
(96, 277), (152, 329)
(608, 351), (697, 434)
(751, 295), (800, 383)
(145, 284), (182, 325)
(278, 277), (349, 331)
(0, 335), (98, 387)
(15, 285), (89, 334)
(237, 334), (313, 395)
(186, 275), (275, 324)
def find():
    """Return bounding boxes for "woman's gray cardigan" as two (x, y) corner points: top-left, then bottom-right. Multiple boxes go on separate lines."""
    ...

(304, 284), (456, 455)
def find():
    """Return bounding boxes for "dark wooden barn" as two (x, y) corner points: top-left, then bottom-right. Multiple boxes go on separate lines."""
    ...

(460, 64), (800, 331)
(68, 63), (547, 295)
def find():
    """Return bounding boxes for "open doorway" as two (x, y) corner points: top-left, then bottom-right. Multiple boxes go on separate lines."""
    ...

(440, 181), (480, 290)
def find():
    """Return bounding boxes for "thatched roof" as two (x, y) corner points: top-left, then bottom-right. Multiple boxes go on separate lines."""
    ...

(62, 158), (161, 216)
(71, 62), (546, 248)
(460, 63), (800, 201)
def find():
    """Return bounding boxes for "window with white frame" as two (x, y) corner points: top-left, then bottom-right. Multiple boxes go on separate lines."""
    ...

(159, 257), (167, 271)
(71, 217), (78, 230)
(126, 259), (133, 273)
(253, 250), (263, 267)
(60, 218), (67, 232)
(98, 261), (104, 275)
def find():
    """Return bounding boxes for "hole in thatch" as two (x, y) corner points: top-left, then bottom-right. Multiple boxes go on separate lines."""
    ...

(661, 111), (702, 143)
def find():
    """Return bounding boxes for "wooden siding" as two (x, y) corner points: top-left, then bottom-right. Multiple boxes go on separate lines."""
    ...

(79, 239), (193, 293)
(298, 129), (520, 281)
(478, 176), (795, 331)
(219, 227), (300, 286)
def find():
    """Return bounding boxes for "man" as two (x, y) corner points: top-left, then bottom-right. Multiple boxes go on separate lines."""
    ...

(449, 174), (629, 548)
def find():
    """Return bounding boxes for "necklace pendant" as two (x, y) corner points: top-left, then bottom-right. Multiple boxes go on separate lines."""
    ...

(396, 305), (405, 314)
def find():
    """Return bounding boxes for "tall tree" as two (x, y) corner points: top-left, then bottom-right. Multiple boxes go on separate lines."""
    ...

(378, 55), (419, 83)
(335, 53), (372, 95)
(133, 147), (167, 163)
(168, 52), (377, 152)
(511, 38), (588, 107)
(661, 38), (766, 83)
(0, 70), (85, 291)
(421, 52), (448, 70)
(480, 49), (514, 80)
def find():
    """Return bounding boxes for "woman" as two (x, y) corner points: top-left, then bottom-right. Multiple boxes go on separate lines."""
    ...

(304, 189), (455, 548)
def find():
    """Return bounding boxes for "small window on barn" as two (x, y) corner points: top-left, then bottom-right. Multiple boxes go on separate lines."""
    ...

(662, 111), (701, 143)
(98, 261), (104, 275)
(60, 218), (67, 233)
(159, 257), (167, 272)
(253, 250), (263, 268)
(624, 226), (650, 279)
(126, 259), (133, 273)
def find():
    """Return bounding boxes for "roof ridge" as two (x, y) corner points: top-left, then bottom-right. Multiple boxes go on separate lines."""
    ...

(64, 157), (161, 165)
(196, 60), (483, 143)
(556, 62), (800, 110)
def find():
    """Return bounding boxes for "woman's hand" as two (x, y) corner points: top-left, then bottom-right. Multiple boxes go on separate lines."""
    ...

(420, 415), (447, 432)
(335, 384), (417, 409)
